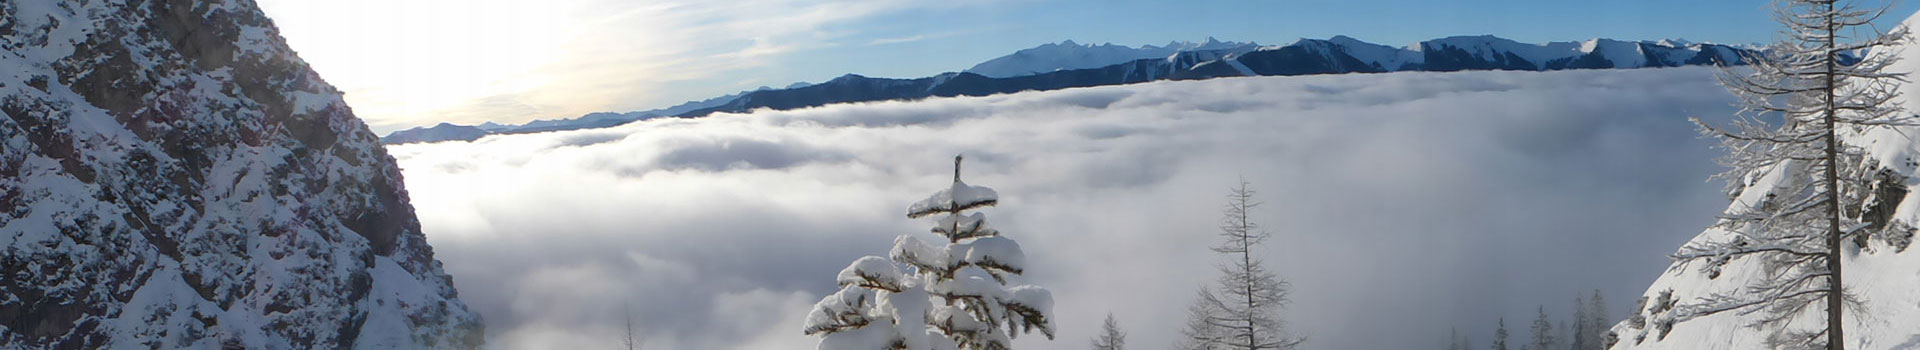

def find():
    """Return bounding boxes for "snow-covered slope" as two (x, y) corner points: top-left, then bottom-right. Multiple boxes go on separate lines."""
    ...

(1610, 11), (1920, 350)
(0, 0), (482, 348)
(964, 38), (1258, 78)
(1328, 35), (1424, 71)
(1413, 36), (1746, 71)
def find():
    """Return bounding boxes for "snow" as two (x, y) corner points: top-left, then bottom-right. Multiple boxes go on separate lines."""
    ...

(892, 235), (953, 271)
(957, 236), (1026, 274)
(907, 181), (999, 218)
(965, 38), (1259, 78)
(932, 212), (995, 238)
(1583, 39), (1648, 68)
(838, 256), (906, 290)
(1611, 9), (1920, 350)
(805, 169), (1052, 349)
(1007, 286), (1054, 317)
(0, 0), (480, 347)
(1418, 35), (1578, 68)
(1330, 35), (1424, 70)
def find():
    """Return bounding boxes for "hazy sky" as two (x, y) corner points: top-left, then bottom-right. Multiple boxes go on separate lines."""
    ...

(388, 67), (1739, 349)
(253, 0), (1919, 134)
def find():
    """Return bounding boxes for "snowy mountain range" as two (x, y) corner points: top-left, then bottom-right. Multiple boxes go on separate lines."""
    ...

(383, 35), (1755, 145)
(964, 37), (1259, 78)
(380, 83), (805, 144)
(1, 0), (481, 348)
(673, 35), (1753, 118)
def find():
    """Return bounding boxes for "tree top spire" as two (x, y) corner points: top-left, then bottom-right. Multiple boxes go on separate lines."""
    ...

(954, 154), (964, 183)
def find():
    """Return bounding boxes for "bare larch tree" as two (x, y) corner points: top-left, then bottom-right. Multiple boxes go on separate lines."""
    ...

(1672, 0), (1911, 349)
(1180, 180), (1304, 350)
(1091, 313), (1126, 350)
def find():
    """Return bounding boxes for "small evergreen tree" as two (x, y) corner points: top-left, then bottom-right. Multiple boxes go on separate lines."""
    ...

(1528, 306), (1555, 350)
(1585, 290), (1609, 350)
(1493, 318), (1509, 350)
(1092, 313), (1126, 350)
(1570, 296), (1589, 350)
(803, 155), (1055, 350)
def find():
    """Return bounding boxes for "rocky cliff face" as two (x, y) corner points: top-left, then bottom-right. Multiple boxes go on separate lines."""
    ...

(1, 0), (482, 348)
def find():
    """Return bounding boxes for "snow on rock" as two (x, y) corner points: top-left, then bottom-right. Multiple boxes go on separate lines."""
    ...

(1610, 10), (1920, 350)
(1328, 35), (1425, 71)
(965, 38), (1259, 78)
(0, 0), (482, 348)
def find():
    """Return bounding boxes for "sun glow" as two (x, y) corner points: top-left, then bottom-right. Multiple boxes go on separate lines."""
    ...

(259, 0), (584, 130)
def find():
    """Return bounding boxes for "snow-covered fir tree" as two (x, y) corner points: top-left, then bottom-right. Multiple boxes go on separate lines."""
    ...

(1493, 318), (1510, 350)
(803, 155), (1055, 350)
(1673, 1), (1912, 349)
(1527, 306), (1555, 350)
(1178, 180), (1305, 350)
(1091, 313), (1126, 350)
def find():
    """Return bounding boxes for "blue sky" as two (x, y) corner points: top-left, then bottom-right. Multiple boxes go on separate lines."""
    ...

(258, 0), (1920, 134)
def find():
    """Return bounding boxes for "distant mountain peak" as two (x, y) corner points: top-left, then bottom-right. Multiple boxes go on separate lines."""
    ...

(390, 33), (1759, 145)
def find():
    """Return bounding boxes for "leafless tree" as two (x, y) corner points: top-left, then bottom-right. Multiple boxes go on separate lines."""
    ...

(1180, 180), (1304, 350)
(1672, 1), (1912, 349)
(1091, 313), (1126, 350)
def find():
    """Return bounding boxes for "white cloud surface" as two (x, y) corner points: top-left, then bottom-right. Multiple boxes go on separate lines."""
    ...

(390, 68), (1739, 349)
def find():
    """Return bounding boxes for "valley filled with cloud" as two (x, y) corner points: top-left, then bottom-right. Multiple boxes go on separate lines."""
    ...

(390, 67), (1739, 349)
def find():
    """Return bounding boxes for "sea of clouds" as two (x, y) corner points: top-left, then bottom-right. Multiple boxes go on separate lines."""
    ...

(389, 67), (1740, 349)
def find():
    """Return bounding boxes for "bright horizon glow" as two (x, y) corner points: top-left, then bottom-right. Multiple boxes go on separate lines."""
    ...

(256, 0), (1920, 135)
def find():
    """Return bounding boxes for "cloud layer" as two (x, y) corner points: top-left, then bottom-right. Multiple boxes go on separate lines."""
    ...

(389, 68), (1738, 349)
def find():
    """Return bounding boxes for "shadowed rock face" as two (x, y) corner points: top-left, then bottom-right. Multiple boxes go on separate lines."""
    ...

(1, 0), (482, 348)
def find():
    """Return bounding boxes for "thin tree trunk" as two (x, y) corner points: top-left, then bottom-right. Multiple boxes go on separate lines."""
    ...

(1822, 3), (1845, 349)
(1244, 181), (1259, 348)
(1240, 183), (1256, 350)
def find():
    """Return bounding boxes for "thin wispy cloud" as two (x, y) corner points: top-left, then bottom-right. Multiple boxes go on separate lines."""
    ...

(391, 68), (1737, 349)
(868, 34), (928, 46)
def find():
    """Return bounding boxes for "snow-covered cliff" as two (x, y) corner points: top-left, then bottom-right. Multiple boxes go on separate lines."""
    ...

(1, 0), (482, 348)
(1611, 10), (1920, 350)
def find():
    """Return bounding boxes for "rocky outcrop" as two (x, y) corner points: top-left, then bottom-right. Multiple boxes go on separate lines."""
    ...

(1, 0), (482, 348)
